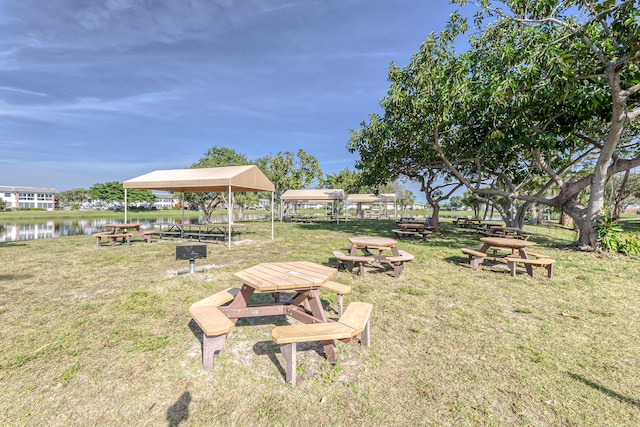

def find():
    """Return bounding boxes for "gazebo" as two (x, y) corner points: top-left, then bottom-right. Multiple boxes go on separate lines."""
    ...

(280, 189), (346, 223)
(123, 165), (275, 249)
(346, 193), (397, 220)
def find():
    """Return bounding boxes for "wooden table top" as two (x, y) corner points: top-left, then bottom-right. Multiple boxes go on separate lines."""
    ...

(480, 237), (536, 249)
(397, 223), (425, 229)
(105, 223), (141, 228)
(492, 226), (521, 232)
(348, 236), (397, 248)
(232, 261), (337, 292)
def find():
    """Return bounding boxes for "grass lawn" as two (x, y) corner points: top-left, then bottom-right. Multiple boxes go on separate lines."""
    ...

(1, 218), (639, 426)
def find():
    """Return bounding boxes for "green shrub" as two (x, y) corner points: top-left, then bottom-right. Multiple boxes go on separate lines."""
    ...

(594, 208), (623, 252)
(619, 233), (640, 256)
(594, 208), (639, 256)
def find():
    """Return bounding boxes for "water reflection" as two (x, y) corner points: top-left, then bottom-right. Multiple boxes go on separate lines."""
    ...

(0, 214), (268, 242)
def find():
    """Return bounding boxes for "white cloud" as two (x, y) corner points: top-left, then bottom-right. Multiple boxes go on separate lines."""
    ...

(0, 86), (47, 97)
(0, 90), (180, 123)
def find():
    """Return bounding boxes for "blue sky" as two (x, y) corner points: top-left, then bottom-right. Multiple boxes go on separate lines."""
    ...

(0, 0), (461, 198)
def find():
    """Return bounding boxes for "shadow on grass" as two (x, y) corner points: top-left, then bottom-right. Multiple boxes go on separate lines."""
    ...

(166, 391), (191, 427)
(567, 372), (640, 408)
(0, 274), (34, 281)
(0, 242), (28, 247)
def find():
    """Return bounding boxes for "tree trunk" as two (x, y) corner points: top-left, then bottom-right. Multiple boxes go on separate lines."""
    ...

(528, 204), (538, 224)
(581, 65), (628, 247)
(537, 204), (545, 224)
(431, 204), (441, 232)
(514, 202), (531, 229)
(560, 211), (574, 228)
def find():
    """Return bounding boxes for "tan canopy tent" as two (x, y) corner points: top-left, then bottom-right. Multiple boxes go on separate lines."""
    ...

(346, 193), (397, 219)
(280, 189), (345, 223)
(123, 165), (275, 248)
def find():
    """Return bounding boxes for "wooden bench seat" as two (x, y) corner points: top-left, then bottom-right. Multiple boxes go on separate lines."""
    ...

(94, 232), (132, 247)
(189, 305), (236, 370)
(189, 288), (241, 370)
(320, 281), (351, 315)
(505, 257), (556, 278)
(392, 229), (420, 238)
(191, 287), (240, 307)
(157, 230), (182, 239)
(384, 250), (414, 278)
(525, 251), (550, 259)
(271, 302), (372, 385)
(461, 248), (488, 270)
(185, 232), (226, 241)
(138, 229), (155, 243)
(333, 250), (372, 276)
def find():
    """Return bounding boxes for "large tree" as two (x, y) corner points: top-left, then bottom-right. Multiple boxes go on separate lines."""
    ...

(57, 188), (89, 209)
(256, 149), (323, 218)
(90, 182), (154, 206)
(350, 1), (640, 247)
(457, 0), (640, 246)
(185, 146), (250, 222)
(323, 168), (366, 195)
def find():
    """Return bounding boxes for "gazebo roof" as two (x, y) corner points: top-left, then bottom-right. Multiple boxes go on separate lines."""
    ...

(280, 189), (345, 201)
(123, 165), (274, 193)
(346, 193), (396, 203)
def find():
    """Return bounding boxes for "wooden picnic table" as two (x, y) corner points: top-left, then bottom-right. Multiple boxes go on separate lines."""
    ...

(396, 222), (427, 230)
(478, 236), (537, 274)
(396, 217), (427, 224)
(95, 223), (152, 246)
(219, 261), (340, 361)
(154, 223), (242, 241)
(181, 223), (242, 241)
(454, 217), (483, 228)
(343, 236), (413, 278)
(104, 223), (142, 233)
(483, 226), (530, 240)
(348, 236), (400, 257)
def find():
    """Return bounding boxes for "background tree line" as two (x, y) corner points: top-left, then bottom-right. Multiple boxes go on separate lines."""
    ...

(56, 146), (418, 221)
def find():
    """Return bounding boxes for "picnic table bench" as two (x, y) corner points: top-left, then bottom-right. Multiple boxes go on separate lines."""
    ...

(333, 250), (372, 276)
(320, 281), (351, 315)
(94, 232), (132, 246)
(385, 250), (414, 278)
(189, 287), (240, 370)
(461, 248), (488, 270)
(505, 252), (555, 278)
(271, 301), (372, 386)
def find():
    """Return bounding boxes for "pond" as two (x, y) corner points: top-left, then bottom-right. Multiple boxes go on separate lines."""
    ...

(0, 214), (269, 243)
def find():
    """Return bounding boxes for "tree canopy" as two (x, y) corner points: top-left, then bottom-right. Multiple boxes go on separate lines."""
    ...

(89, 182), (154, 206)
(349, 0), (640, 247)
(184, 147), (250, 222)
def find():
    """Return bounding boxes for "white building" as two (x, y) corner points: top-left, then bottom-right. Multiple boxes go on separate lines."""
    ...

(0, 186), (56, 211)
(153, 193), (179, 209)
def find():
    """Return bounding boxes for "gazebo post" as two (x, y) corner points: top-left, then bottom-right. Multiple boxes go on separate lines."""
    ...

(124, 189), (128, 223)
(228, 186), (232, 250)
(181, 192), (185, 238)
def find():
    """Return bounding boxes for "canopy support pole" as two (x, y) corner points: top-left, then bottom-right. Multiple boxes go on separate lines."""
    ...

(124, 189), (128, 223)
(228, 186), (232, 250)
(181, 192), (185, 238)
(271, 192), (274, 240)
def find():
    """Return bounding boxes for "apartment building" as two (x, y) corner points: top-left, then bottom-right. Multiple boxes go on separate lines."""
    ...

(0, 186), (56, 211)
